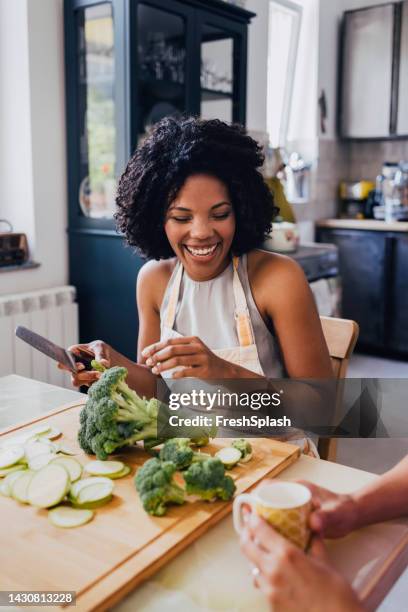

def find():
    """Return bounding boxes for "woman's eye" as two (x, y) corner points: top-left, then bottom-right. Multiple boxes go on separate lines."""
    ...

(213, 213), (230, 220)
(172, 217), (191, 223)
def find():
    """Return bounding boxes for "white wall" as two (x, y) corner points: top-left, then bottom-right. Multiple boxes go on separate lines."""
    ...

(318, 0), (399, 140)
(0, 0), (68, 296)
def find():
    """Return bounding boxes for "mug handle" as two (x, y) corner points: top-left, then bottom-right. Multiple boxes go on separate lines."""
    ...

(233, 493), (254, 534)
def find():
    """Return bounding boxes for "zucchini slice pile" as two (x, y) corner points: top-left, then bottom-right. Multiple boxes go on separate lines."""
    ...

(0, 423), (131, 528)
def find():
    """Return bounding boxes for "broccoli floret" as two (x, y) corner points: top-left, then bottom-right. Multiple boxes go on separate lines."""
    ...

(159, 438), (210, 469)
(184, 457), (236, 501)
(135, 457), (185, 516)
(91, 359), (107, 373)
(231, 439), (253, 463)
(77, 367), (160, 460)
(190, 435), (209, 447)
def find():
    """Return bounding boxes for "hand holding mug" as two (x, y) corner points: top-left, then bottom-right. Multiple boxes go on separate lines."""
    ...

(234, 481), (312, 550)
(240, 513), (363, 612)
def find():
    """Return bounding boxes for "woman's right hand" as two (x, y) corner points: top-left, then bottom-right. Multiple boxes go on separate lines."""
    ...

(58, 340), (111, 388)
(299, 481), (359, 539)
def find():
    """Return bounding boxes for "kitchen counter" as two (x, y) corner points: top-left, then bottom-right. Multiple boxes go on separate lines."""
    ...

(262, 241), (339, 282)
(1, 375), (408, 612)
(317, 219), (408, 232)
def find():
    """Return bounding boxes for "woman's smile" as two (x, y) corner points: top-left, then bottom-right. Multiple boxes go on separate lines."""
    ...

(183, 241), (221, 262)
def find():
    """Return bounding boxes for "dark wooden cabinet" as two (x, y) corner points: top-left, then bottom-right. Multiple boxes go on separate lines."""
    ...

(389, 235), (408, 352)
(316, 228), (408, 357)
(64, 0), (254, 358)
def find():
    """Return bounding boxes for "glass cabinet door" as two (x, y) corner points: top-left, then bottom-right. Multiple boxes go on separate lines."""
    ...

(76, 3), (117, 219)
(200, 23), (235, 123)
(135, 3), (188, 145)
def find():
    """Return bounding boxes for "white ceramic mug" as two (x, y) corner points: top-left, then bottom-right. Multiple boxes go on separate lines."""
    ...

(233, 481), (312, 549)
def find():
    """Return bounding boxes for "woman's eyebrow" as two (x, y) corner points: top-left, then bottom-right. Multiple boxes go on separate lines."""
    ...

(169, 201), (231, 212)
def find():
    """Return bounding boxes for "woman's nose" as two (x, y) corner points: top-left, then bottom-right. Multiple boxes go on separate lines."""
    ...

(189, 218), (213, 239)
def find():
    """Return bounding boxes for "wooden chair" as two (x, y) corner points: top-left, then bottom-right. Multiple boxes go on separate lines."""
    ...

(317, 316), (359, 461)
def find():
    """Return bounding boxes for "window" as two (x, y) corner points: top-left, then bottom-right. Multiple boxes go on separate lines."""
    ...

(267, 0), (302, 147)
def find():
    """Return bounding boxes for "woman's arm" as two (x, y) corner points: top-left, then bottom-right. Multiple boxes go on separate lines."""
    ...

(64, 260), (170, 398)
(304, 454), (408, 538)
(250, 252), (334, 379)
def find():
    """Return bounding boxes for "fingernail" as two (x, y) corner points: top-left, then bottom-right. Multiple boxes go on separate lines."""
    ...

(152, 366), (158, 374)
(141, 347), (150, 357)
(146, 357), (153, 366)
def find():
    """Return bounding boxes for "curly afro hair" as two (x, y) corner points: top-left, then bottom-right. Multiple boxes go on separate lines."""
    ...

(115, 116), (278, 259)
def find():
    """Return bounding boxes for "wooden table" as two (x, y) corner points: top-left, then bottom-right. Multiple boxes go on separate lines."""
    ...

(1, 375), (407, 611)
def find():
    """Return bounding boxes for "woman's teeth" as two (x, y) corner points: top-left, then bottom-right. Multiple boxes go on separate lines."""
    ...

(185, 244), (218, 257)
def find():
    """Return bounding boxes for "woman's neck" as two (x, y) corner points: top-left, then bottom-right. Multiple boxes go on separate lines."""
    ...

(182, 253), (233, 282)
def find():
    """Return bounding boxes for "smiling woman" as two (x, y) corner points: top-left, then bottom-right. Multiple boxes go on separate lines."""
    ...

(63, 116), (333, 402)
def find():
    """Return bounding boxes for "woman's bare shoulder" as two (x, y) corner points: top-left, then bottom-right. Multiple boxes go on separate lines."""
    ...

(137, 258), (177, 311)
(247, 249), (304, 288)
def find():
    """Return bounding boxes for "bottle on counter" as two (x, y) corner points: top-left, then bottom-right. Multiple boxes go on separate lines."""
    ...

(382, 162), (400, 223)
(365, 174), (384, 219)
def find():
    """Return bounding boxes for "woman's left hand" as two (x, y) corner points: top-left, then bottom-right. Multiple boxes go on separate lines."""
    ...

(142, 336), (236, 379)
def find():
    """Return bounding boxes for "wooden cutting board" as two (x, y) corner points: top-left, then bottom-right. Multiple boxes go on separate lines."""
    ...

(0, 399), (300, 612)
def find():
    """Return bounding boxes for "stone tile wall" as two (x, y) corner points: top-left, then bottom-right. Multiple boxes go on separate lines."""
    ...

(311, 138), (408, 220)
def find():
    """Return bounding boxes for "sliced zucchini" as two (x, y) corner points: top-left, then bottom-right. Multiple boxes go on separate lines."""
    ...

(0, 481), (9, 496)
(69, 476), (113, 498)
(24, 440), (55, 460)
(76, 481), (114, 505)
(71, 494), (113, 510)
(1, 470), (27, 496)
(27, 463), (70, 508)
(1, 432), (37, 447)
(85, 460), (124, 477)
(28, 453), (55, 471)
(51, 457), (82, 482)
(48, 506), (93, 528)
(38, 426), (61, 440)
(58, 444), (77, 456)
(11, 471), (34, 503)
(106, 465), (131, 479)
(0, 446), (25, 469)
(215, 447), (242, 469)
(0, 464), (27, 478)
(28, 423), (52, 437)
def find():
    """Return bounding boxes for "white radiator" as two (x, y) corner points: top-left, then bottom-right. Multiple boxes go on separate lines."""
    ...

(0, 286), (79, 388)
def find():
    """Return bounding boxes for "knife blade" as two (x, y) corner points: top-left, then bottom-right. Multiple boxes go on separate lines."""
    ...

(15, 326), (92, 373)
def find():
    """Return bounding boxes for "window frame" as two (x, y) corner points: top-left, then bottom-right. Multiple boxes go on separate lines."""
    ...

(267, 0), (302, 147)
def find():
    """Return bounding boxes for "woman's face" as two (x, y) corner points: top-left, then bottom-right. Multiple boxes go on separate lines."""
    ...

(164, 174), (236, 281)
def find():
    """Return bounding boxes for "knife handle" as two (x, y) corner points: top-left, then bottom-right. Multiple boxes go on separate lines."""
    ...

(69, 352), (94, 372)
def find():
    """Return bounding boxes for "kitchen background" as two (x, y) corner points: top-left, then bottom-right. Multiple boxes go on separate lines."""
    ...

(1, 0), (408, 455)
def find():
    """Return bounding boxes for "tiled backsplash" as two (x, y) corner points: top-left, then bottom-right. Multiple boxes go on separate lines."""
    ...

(311, 138), (408, 220)
(347, 140), (408, 181)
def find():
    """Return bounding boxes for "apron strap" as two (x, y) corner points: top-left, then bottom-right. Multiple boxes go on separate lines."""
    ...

(232, 256), (256, 348)
(163, 261), (183, 329)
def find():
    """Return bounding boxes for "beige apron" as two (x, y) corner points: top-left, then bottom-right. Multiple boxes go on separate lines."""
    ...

(159, 256), (318, 457)
(160, 256), (264, 377)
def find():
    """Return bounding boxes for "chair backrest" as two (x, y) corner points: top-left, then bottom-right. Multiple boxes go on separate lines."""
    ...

(317, 316), (359, 461)
(320, 316), (359, 379)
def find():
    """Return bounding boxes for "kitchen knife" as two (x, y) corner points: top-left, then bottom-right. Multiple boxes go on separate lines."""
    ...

(15, 325), (93, 373)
